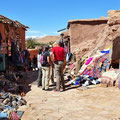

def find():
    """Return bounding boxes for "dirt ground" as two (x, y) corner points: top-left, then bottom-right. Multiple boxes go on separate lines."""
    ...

(18, 71), (120, 120)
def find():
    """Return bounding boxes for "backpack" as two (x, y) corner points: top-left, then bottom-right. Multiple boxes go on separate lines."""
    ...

(40, 52), (49, 66)
(40, 53), (45, 66)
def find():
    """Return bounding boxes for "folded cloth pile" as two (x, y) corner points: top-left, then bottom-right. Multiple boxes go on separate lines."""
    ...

(0, 105), (19, 120)
(0, 91), (26, 110)
(70, 75), (100, 87)
(0, 90), (26, 119)
(100, 69), (119, 87)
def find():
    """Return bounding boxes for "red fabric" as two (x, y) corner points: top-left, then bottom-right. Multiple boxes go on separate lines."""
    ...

(52, 46), (65, 61)
(9, 111), (19, 120)
(69, 63), (75, 70)
(90, 69), (94, 76)
(80, 68), (90, 75)
(21, 53), (24, 58)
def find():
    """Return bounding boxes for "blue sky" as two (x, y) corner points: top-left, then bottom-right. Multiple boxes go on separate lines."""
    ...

(0, 0), (120, 38)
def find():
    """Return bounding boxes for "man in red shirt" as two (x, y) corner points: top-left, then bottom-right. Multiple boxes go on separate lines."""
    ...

(52, 41), (66, 91)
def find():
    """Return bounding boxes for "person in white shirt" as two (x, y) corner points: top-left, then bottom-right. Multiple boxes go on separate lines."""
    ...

(37, 47), (43, 87)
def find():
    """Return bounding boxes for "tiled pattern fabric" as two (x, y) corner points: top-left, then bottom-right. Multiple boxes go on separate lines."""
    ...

(81, 53), (109, 79)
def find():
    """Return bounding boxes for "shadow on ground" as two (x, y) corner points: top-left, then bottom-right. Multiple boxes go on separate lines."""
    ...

(23, 71), (81, 94)
(23, 70), (38, 94)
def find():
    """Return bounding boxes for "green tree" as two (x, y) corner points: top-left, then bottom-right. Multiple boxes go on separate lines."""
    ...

(26, 38), (37, 49)
(26, 38), (47, 49)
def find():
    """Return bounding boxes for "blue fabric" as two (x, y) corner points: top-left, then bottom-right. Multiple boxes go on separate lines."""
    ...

(101, 50), (109, 54)
(75, 81), (79, 85)
(0, 112), (8, 118)
(76, 77), (81, 81)
(5, 105), (12, 109)
(88, 76), (94, 80)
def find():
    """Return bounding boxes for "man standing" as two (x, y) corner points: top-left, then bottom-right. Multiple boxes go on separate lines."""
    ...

(49, 45), (55, 85)
(41, 45), (52, 91)
(52, 41), (66, 92)
(37, 47), (43, 87)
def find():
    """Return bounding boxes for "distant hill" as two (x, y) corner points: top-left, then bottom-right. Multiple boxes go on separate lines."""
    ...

(35, 35), (60, 44)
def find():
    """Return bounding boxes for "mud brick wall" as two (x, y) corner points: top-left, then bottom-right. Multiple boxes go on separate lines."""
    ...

(69, 22), (107, 53)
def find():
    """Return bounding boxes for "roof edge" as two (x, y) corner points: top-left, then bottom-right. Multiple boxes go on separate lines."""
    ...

(67, 18), (108, 29)
(0, 15), (29, 29)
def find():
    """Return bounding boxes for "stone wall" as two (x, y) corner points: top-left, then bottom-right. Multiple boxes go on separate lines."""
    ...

(108, 10), (120, 17)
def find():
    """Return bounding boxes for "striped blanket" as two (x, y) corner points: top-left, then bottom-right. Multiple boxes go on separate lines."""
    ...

(81, 53), (109, 78)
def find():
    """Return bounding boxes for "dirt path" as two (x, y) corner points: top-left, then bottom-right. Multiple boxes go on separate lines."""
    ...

(19, 71), (120, 120)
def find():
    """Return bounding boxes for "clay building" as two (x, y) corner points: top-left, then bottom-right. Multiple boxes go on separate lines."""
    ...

(67, 18), (108, 56)
(28, 49), (38, 61)
(0, 15), (28, 71)
(0, 15), (28, 54)
(65, 10), (120, 66)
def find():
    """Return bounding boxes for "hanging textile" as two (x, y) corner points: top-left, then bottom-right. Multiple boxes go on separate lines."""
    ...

(93, 53), (109, 78)
(80, 53), (109, 79)
(8, 40), (11, 56)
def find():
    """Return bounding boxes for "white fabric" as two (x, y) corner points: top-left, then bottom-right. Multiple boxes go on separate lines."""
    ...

(102, 70), (119, 80)
(37, 54), (41, 68)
